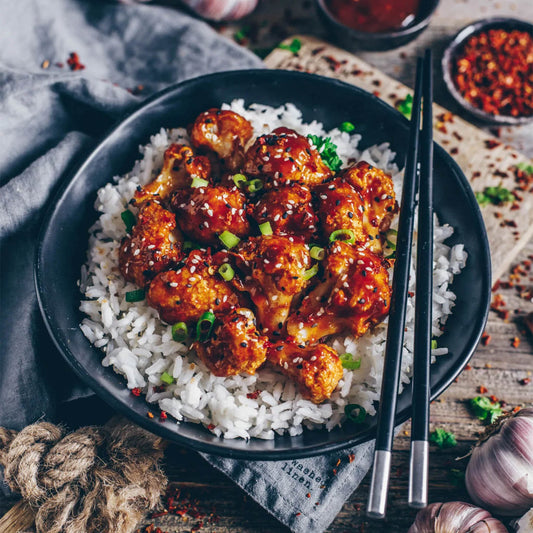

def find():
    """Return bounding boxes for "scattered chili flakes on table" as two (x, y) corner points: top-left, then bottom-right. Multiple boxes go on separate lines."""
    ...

(511, 336), (521, 348)
(453, 29), (533, 118)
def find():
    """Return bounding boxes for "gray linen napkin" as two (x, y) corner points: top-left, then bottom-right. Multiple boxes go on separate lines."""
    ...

(0, 2), (375, 531)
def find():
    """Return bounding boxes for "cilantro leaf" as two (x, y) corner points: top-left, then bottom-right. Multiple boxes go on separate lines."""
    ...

(470, 396), (503, 423)
(430, 428), (457, 449)
(475, 186), (514, 206)
(277, 38), (301, 55)
(307, 134), (343, 173)
(516, 162), (533, 175)
(396, 94), (413, 119)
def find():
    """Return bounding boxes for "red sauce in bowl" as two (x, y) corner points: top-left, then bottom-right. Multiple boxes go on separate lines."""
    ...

(325, 0), (421, 33)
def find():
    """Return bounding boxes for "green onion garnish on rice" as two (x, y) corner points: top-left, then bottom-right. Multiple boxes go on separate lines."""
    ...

(125, 288), (145, 302)
(345, 403), (367, 424)
(431, 339), (438, 350)
(172, 322), (188, 342)
(160, 371), (174, 385)
(329, 229), (356, 244)
(310, 246), (325, 261)
(259, 221), (273, 236)
(339, 353), (361, 370)
(303, 263), (319, 281)
(219, 230), (240, 249)
(191, 177), (209, 188)
(121, 210), (136, 233)
(196, 311), (216, 341)
(340, 121), (355, 133)
(218, 263), (235, 281)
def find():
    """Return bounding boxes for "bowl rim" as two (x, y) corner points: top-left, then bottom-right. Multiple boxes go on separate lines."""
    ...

(34, 69), (491, 460)
(441, 17), (533, 126)
(315, 0), (440, 40)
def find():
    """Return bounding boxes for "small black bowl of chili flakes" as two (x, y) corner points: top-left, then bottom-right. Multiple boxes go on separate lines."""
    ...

(442, 18), (533, 125)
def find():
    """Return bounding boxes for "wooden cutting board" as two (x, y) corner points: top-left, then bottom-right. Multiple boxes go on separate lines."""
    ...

(265, 36), (533, 284)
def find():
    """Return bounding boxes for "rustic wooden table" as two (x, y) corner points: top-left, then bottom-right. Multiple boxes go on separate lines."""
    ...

(143, 1), (533, 532)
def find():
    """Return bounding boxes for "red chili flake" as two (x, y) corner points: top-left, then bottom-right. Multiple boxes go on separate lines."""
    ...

(153, 385), (166, 393)
(348, 453), (355, 463)
(485, 139), (501, 149)
(147, 411), (154, 419)
(131, 387), (142, 397)
(335, 458), (341, 467)
(311, 46), (326, 55)
(511, 337), (521, 348)
(436, 122), (448, 134)
(465, 364), (472, 370)
(472, 171), (481, 179)
(246, 391), (260, 399)
(478, 385), (488, 394)
(450, 147), (459, 155)
(66, 52), (85, 71)
(332, 469), (337, 475)
(481, 333), (491, 346)
(452, 29), (533, 118)
(489, 395), (499, 403)
(207, 423), (215, 431)
(41, 60), (50, 69)
(295, 512), (302, 516)
(513, 405), (522, 413)
(159, 411), (167, 422)
(150, 510), (169, 518)
(306, 493), (311, 498)
(372, 90), (381, 97)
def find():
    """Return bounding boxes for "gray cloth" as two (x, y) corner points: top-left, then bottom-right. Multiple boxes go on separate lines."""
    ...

(0, 2), (374, 531)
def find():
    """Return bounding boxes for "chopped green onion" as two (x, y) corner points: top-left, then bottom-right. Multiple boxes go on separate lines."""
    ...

(121, 210), (136, 233)
(310, 246), (325, 261)
(277, 38), (301, 55)
(196, 311), (216, 341)
(172, 322), (188, 342)
(246, 178), (264, 193)
(340, 121), (355, 133)
(345, 404), (367, 424)
(339, 353), (362, 370)
(329, 229), (356, 244)
(232, 174), (247, 188)
(160, 371), (174, 385)
(303, 263), (319, 280)
(218, 263), (235, 281)
(191, 177), (209, 188)
(431, 339), (438, 350)
(125, 288), (145, 302)
(385, 229), (398, 251)
(259, 221), (273, 236)
(219, 230), (240, 249)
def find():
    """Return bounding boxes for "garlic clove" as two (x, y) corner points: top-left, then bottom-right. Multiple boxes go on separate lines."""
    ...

(466, 408), (533, 516)
(511, 507), (533, 532)
(408, 502), (509, 533)
(181, 0), (259, 21)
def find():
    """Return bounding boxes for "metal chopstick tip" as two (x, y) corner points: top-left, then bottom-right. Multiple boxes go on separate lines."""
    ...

(367, 450), (392, 519)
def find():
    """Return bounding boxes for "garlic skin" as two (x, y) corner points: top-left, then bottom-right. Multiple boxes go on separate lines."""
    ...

(512, 507), (533, 532)
(180, 0), (259, 21)
(466, 407), (533, 516)
(408, 502), (508, 533)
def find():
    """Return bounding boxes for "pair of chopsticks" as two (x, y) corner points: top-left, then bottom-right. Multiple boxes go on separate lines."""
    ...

(367, 49), (434, 518)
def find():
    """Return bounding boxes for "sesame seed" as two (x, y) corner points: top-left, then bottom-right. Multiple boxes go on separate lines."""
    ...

(320, 194), (328, 200)
(133, 249), (141, 256)
(310, 355), (317, 361)
(169, 282), (178, 287)
(283, 362), (289, 369)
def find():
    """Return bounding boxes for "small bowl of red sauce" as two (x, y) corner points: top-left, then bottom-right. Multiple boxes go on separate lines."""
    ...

(442, 18), (533, 125)
(315, 0), (440, 51)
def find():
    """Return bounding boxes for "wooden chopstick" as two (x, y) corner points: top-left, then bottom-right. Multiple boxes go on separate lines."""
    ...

(367, 56), (424, 519)
(409, 49), (434, 509)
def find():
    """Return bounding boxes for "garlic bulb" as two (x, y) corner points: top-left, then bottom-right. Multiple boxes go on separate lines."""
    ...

(180, 0), (258, 21)
(512, 508), (533, 532)
(408, 502), (508, 532)
(466, 407), (533, 516)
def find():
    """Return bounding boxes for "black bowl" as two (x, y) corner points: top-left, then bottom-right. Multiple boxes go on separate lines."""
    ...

(35, 70), (491, 460)
(315, 0), (440, 51)
(442, 18), (533, 126)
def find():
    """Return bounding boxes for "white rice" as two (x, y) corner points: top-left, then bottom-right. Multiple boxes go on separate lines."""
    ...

(79, 100), (467, 439)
